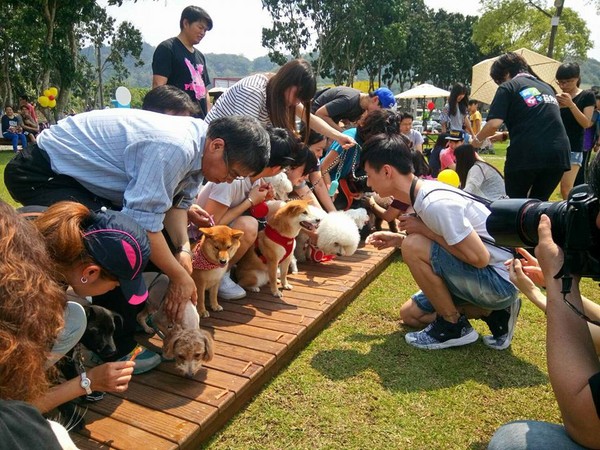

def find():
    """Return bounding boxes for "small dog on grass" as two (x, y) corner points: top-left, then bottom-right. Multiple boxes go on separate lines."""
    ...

(136, 273), (214, 377)
(236, 200), (320, 297)
(191, 225), (244, 318)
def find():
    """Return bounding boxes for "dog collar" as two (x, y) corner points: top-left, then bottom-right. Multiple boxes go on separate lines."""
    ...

(255, 224), (295, 264)
(192, 246), (223, 271)
(307, 242), (335, 263)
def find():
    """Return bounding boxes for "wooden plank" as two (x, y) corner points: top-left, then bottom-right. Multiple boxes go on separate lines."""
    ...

(201, 317), (297, 346)
(85, 395), (198, 446)
(67, 246), (398, 450)
(76, 411), (177, 450)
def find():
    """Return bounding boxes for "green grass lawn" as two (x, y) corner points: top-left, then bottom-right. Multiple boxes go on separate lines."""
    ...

(0, 145), (591, 449)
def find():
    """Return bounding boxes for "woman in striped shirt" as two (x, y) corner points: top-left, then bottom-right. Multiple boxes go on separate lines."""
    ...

(205, 59), (355, 149)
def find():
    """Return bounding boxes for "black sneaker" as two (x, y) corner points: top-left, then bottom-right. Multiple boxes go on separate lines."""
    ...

(481, 299), (521, 350)
(405, 315), (479, 350)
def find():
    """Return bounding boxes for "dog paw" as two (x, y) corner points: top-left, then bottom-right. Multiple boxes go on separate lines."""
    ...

(272, 290), (283, 298)
(211, 305), (223, 312)
(248, 287), (260, 293)
(291, 269), (299, 274)
(200, 310), (210, 318)
(282, 283), (293, 290)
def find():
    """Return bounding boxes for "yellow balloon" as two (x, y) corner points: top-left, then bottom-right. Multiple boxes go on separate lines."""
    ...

(43, 89), (52, 98)
(38, 96), (50, 107)
(48, 87), (58, 97)
(437, 169), (460, 188)
(48, 99), (57, 108)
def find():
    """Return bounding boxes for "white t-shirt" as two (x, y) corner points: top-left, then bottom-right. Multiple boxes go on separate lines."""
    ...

(404, 129), (424, 148)
(413, 180), (512, 282)
(195, 177), (259, 208)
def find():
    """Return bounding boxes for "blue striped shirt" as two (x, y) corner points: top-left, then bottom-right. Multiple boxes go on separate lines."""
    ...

(37, 108), (206, 232)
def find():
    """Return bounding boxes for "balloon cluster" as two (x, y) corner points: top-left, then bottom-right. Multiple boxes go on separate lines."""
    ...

(38, 87), (58, 108)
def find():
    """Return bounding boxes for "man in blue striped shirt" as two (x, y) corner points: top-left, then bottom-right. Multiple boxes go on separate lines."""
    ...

(5, 109), (269, 367)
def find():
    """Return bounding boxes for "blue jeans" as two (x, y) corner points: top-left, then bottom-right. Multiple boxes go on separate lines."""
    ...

(412, 242), (518, 313)
(47, 301), (87, 368)
(488, 421), (588, 449)
(2, 131), (27, 152)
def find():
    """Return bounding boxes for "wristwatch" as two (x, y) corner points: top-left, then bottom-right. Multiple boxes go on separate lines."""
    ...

(80, 372), (92, 395)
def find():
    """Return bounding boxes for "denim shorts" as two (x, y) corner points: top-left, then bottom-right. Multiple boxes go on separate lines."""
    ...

(570, 151), (583, 166)
(411, 242), (518, 313)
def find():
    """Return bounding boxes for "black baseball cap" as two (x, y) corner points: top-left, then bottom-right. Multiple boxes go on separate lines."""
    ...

(82, 209), (151, 305)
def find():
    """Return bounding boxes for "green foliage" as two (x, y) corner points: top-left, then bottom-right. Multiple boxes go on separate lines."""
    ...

(473, 0), (592, 61)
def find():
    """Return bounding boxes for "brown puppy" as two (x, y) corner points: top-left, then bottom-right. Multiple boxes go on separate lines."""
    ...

(236, 200), (320, 297)
(136, 273), (214, 377)
(192, 225), (244, 318)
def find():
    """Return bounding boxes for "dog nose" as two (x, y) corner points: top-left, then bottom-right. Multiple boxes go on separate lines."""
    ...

(315, 218), (320, 223)
(219, 259), (228, 265)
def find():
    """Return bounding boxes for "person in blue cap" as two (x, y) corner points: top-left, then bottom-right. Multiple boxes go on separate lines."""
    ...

(312, 86), (397, 132)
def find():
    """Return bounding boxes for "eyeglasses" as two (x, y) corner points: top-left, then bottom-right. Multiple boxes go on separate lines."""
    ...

(556, 78), (577, 86)
(223, 150), (245, 181)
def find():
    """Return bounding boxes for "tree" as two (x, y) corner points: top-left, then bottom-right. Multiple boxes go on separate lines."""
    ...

(474, 0), (592, 61)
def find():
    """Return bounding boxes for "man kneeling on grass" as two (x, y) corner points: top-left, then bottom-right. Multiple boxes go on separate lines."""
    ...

(364, 133), (520, 350)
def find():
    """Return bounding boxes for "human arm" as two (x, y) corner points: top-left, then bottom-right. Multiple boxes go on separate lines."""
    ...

(463, 114), (474, 136)
(398, 214), (490, 268)
(367, 196), (402, 222)
(472, 118), (503, 148)
(296, 103), (356, 149)
(536, 214), (600, 448)
(308, 171), (336, 212)
(218, 184), (269, 225)
(32, 361), (134, 413)
(313, 105), (344, 132)
(21, 117), (38, 133)
(366, 231), (405, 249)
(556, 93), (594, 129)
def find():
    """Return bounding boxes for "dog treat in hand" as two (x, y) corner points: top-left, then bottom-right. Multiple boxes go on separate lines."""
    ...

(129, 345), (143, 361)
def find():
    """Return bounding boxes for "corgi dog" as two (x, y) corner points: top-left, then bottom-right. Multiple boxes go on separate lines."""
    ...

(191, 225), (244, 318)
(235, 200), (320, 297)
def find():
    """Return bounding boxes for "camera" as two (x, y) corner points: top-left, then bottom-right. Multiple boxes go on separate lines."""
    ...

(486, 185), (600, 279)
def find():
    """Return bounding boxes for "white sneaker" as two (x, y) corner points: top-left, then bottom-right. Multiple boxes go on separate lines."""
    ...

(218, 272), (246, 300)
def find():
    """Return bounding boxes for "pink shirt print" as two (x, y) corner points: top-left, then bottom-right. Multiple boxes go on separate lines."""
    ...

(184, 58), (206, 101)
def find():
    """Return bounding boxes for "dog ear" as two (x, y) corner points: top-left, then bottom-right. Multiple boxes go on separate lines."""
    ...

(231, 229), (244, 240)
(200, 330), (214, 362)
(198, 227), (213, 236)
(162, 332), (179, 360)
(112, 312), (124, 330)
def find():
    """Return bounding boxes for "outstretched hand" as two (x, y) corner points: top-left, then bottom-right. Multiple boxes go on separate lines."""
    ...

(366, 231), (405, 250)
(87, 361), (135, 393)
(535, 215), (564, 279)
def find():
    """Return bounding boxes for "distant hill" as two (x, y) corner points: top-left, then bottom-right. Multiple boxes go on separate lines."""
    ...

(84, 42), (600, 90)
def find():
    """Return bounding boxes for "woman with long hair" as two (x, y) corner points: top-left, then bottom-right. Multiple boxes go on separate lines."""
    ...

(205, 59), (354, 148)
(471, 51), (570, 200)
(0, 201), (65, 404)
(555, 62), (595, 199)
(454, 144), (506, 201)
(29, 201), (151, 413)
(440, 83), (474, 135)
(0, 200), (76, 449)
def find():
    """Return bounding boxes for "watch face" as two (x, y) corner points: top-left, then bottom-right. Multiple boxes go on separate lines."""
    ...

(81, 378), (90, 388)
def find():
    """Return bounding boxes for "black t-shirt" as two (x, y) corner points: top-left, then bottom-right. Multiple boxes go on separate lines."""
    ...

(0, 400), (63, 449)
(560, 90), (596, 153)
(487, 74), (570, 175)
(311, 87), (364, 123)
(589, 371), (600, 419)
(152, 37), (211, 118)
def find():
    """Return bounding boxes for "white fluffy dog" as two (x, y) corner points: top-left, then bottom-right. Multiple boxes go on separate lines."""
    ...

(291, 207), (367, 272)
(263, 173), (293, 201)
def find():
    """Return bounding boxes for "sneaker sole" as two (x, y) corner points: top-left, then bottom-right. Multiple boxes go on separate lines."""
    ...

(218, 291), (247, 300)
(483, 298), (521, 350)
(405, 329), (480, 350)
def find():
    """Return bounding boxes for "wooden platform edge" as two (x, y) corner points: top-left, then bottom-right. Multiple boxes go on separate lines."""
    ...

(184, 247), (399, 448)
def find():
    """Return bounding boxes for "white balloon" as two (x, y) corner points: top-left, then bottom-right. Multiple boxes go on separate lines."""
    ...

(115, 86), (131, 107)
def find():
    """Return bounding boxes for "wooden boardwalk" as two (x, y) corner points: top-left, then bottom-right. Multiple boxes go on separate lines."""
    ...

(71, 246), (397, 449)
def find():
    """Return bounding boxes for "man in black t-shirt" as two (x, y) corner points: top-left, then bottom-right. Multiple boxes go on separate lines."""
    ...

(312, 86), (396, 132)
(152, 6), (212, 119)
